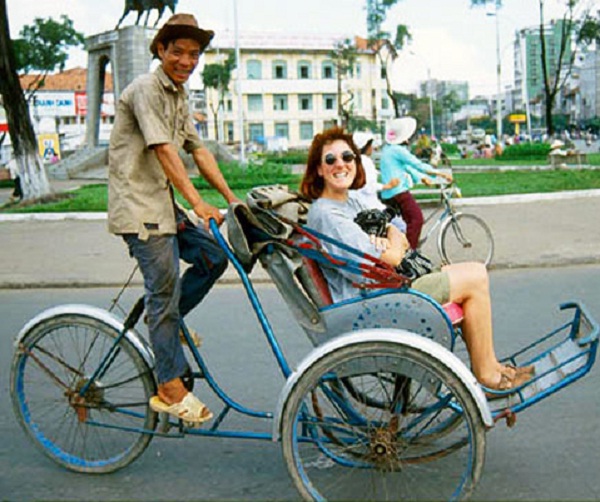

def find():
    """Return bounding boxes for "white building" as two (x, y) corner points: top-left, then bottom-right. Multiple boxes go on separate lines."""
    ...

(202, 31), (391, 149)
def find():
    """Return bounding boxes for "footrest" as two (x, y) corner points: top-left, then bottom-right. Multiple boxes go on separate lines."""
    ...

(488, 301), (598, 416)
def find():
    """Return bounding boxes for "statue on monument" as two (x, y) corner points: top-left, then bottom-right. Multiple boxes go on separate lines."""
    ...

(116, 0), (178, 29)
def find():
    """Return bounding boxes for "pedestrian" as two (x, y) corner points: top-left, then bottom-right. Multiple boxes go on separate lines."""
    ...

(7, 158), (23, 202)
(300, 126), (533, 392)
(352, 131), (406, 233)
(108, 13), (240, 425)
(379, 117), (452, 249)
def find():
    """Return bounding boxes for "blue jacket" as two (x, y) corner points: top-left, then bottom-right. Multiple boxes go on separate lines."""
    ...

(379, 144), (435, 200)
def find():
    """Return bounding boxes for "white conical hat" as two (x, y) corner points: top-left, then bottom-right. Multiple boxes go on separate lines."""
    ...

(385, 117), (417, 145)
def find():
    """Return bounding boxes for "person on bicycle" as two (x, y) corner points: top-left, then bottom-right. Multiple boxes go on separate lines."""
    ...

(300, 127), (532, 393)
(352, 131), (406, 233)
(379, 117), (453, 249)
(108, 14), (240, 424)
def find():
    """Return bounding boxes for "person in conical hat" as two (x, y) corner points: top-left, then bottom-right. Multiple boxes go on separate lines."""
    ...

(379, 117), (453, 249)
(108, 13), (240, 424)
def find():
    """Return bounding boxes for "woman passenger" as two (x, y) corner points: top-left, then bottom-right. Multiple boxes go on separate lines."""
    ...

(300, 127), (532, 393)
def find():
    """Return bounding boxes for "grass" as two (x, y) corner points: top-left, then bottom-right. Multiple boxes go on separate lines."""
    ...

(2, 166), (600, 213)
(452, 152), (600, 167)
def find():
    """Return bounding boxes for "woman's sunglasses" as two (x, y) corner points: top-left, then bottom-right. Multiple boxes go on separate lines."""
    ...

(323, 151), (356, 166)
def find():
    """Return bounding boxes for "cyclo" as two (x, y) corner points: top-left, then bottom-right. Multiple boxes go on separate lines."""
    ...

(10, 185), (599, 501)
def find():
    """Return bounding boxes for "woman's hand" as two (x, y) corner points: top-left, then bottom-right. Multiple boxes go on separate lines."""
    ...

(382, 177), (400, 190)
(370, 234), (390, 252)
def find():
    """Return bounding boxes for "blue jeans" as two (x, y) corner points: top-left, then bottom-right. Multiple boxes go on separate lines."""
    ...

(123, 217), (228, 384)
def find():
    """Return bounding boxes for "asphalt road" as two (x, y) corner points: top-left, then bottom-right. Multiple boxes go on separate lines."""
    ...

(1, 265), (599, 501)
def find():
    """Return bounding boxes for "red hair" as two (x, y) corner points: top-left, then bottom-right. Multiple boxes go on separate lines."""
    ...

(300, 126), (366, 200)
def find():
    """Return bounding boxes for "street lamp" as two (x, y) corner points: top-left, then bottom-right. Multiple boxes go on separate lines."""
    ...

(487, 1), (503, 142)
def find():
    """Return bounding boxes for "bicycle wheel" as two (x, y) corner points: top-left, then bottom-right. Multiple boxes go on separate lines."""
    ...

(439, 213), (494, 266)
(281, 341), (486, 501)
(10, 313), (158, 474)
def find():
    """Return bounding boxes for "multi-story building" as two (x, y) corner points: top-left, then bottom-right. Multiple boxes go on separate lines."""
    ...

(202, 31), (391, 149)
(513, 19), (573, 115)
(579, 48), (600, 121)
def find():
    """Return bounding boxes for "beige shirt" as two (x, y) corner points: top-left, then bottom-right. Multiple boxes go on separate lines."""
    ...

(108, 65), (204, 239)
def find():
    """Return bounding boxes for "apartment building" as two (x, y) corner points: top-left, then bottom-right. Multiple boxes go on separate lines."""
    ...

(202, 31), (391, 149)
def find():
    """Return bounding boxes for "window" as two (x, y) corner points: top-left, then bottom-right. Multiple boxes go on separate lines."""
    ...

(355, 62), (361, 78)
(273, 60), (288, 79)
(246, 59), (262, 79)
(275, 122), (289, 139)
(249, 123), (264, 142)
(300, 121), (313, 140)
(273, 94), (288, 111)
(298, 61), (311, 79)
(226, 99), (233, 112)
(380, 67), (387, 80)
(381, 97), (389, 110)
(298, 94), (313, 111)
(247, 94), (263, 112)
(323, 94), (337, 111)
(323, 120), (336, 130)
(225, 122), (234, 143)
(322, 60), (335, 79)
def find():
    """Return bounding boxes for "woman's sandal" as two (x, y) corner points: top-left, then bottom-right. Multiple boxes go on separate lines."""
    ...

(483, 370), (533, 400)
(149, 392), (213, 424)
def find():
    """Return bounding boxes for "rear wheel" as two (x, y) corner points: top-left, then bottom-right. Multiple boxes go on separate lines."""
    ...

(10, 313), (157, 473)
(281, 341), (486, 501)
(439, 213), (494, 266)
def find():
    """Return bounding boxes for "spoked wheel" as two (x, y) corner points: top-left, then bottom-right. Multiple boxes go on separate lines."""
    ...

(439, 213), (494, 266)
(282, 342), (486, 501)
(10, 314), (158, 473)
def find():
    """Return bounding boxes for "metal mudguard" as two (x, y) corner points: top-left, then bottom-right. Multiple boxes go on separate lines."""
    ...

(273, 328), (493, 441)
(15, 304), (155, 371)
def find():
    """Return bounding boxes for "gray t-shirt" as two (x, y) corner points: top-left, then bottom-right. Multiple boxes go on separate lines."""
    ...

(306, 194), (382, 302)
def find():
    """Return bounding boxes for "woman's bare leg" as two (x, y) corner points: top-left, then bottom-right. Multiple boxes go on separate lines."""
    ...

(444, 262), (508, 387)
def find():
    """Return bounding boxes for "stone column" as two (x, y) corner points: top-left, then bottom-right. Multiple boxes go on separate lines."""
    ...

(84, 25), (156, 147)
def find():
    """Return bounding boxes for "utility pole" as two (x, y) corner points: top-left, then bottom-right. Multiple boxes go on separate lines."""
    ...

(233, 0), (245, 164)
(428, 68), (435, 139)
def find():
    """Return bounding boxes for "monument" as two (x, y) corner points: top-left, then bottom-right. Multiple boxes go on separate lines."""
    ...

(54, 1), (182, 178)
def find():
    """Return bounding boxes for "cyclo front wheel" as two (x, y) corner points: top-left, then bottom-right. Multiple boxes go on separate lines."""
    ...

(438, 212), (494, 266)
(281, 341), (486, 501)
(10, 313), (157, 474)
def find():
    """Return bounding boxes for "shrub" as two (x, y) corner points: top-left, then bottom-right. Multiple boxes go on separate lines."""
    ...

(499, 143), (551, 160)
(192, 161), (300, 190)
(441, 143), (459, 156)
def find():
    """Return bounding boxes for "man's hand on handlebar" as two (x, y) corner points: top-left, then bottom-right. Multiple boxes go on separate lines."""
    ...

(193, 200), (224, 230)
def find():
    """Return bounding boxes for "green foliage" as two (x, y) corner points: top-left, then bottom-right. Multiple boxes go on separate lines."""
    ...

(202, 52), (236, 95)
(14, 15), (84, 75)
(191, 161), (300, 190)
(498, 143), (551, 160)
(259, 152), (308, 165)
(441, 143), (459, 156)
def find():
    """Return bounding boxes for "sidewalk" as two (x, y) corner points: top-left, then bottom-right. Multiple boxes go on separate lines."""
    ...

(1, 189), (600, 289)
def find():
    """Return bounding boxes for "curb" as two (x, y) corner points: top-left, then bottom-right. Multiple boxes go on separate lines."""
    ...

(2, 190), (600, 222)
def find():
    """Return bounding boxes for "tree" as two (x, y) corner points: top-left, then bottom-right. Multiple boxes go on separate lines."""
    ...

(202, 52), (235, 142)
(14, 16), (84, 101)
(330, 38), (358, 127)
(0, 1), (49, 200)
(440, 90), (464, 135)
(536, 0), (578, 136)
(0, 9), (85, 201)
(365, 0), (411, 118)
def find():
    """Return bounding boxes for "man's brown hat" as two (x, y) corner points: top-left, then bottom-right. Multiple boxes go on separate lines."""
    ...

(150, 13), (214, 57)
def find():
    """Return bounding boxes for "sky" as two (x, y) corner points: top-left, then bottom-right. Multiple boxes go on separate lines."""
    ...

(5, 0), (587, 97)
